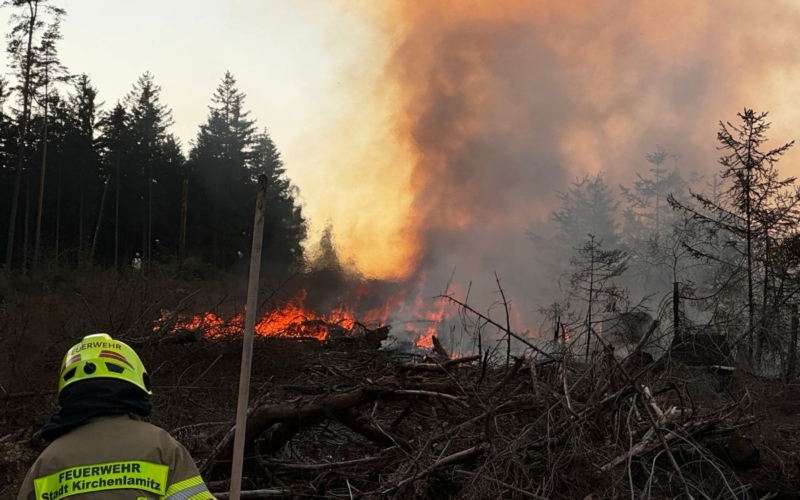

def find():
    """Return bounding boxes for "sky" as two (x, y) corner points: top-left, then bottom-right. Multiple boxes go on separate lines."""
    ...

(4, 0), (389, 264)
(5, 0), (800, 310)
(52, 0), (364, 148)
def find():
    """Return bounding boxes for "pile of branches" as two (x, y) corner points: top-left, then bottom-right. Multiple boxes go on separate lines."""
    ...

(196, 338), (762, 500)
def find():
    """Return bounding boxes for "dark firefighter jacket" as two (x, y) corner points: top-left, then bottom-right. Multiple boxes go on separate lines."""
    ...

(17, 414), (216, 500)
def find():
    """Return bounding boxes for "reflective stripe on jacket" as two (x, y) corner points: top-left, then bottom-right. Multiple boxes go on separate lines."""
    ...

(17, 415), (215, 500)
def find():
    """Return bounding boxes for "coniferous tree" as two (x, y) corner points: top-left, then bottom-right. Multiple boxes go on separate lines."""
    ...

(620, 146), (695, 245)
(57, 76), (99, 264)
(251, 129), (306, 267)
(97, 102), (129, 267)
(122, 72), (177, 269)
(568, 234), (630, 360)
(0, 78), (16, 233)
(620, 147), (700, 302)
(552, 173), (619, 252)
(528, 173), (620, 299)
(189, 71), (257, 266)
(31, 14), (68, 269)
(3, 0), (65, 270)
(670, 109), (799, 366)
(188, 72), (305, 269)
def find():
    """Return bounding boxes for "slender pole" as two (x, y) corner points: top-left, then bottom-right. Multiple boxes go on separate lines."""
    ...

(229, 175), (268, 500)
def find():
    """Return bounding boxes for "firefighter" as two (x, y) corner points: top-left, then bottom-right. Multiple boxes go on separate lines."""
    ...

(17, 333), (216, 500)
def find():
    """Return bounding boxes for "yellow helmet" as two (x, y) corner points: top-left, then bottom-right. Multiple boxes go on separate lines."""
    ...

(58, 333), (151, 397)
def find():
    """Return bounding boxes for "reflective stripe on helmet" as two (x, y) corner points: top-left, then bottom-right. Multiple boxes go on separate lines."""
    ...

(33, 460), (169, 500)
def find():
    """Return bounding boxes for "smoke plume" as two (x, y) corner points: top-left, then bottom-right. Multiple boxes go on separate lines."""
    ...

(309, 0), (800, 331)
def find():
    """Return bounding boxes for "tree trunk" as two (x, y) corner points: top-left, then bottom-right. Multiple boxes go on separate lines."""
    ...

(179, 178), (188, 258)
(78, 184), (84, 266)
(54, 158), (61, 262)
(586, 237), (595, 362)
(146, 163), (153, 271)
(22, 166), (31, 273)
(673, 280), (681, 342)
(90, 174), (111, 263)
(759, 234), (771, 361)
(787, 304), (798, 383)
(744, 140), (755, 362)
(33, 98), (49, 270)
(114, 159), (120, 268)
(4, 2), (37, 272)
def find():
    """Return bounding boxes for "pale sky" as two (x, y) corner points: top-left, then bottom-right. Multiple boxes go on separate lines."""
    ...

(51, 0), (366, 148)
(4, 0), (389, 257)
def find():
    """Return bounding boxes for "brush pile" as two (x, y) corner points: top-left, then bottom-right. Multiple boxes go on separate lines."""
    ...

(3, 328), (798, 499)
(188, 338), (778, 500)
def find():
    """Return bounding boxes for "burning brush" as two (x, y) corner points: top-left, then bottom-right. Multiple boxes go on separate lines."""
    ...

(152, 288), (458, 351)
(152, 291), (391, 344)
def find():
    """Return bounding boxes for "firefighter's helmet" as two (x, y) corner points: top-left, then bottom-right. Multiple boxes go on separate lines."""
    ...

(58, 333), (151, 396)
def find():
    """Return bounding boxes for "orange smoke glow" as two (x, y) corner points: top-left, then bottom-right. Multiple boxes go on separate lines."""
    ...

(301, 0), (800, 286)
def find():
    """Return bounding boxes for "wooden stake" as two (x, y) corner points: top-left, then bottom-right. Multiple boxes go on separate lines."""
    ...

(229, 175), (268, 500)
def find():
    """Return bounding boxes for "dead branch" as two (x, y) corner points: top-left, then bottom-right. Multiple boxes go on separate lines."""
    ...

(395, 354), (480, 373)
(213, 489), (296, 499)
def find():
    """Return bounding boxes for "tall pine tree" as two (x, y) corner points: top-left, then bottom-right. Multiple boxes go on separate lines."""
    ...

(189, 71), (305, 268)
(3, 0), (65, 271)
(121, 72), (181, 269)
(252, 130), (306, 267)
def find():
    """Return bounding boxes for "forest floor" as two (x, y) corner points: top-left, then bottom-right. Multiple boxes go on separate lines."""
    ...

(2, 268), (800, 498)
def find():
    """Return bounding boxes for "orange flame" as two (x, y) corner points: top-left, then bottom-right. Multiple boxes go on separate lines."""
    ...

(154, 282), (470, 352)
(154, 290), (391, 341)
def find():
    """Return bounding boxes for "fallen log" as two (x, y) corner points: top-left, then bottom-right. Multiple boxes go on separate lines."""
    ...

(201, 377), (457, 477)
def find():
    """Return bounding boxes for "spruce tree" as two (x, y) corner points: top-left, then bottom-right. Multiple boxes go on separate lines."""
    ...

(189, 71), (258, 266)
(251, 130), (306, 267)
(620, 146), (698, 292)
(670, 109), (799, 365)
(552, 173), (619, 251)
(31, 15), (68, 269)
(97, 102), (129, 267)
(123, 72), (176, 269)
